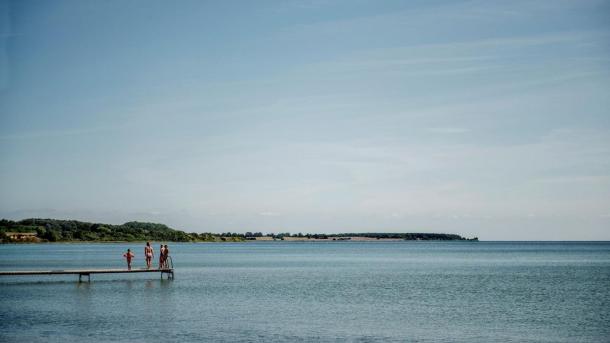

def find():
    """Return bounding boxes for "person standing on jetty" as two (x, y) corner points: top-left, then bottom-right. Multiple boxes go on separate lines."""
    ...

(144, 242), (154, 269)
(123, 249), (134, 270)
(159, 244), (165, 269)
(163, 244), (170, 268)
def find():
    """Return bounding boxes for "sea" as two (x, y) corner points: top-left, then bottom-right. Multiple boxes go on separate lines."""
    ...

(0, 241), (609, 342)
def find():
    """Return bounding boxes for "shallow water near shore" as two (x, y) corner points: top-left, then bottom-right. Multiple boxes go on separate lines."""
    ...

(1, 241), (609, 342)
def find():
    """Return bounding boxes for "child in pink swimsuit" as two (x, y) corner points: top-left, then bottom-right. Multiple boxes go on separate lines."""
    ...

(123, 249), (134, 270)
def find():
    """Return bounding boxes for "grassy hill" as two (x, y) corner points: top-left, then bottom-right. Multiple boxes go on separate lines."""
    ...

(0, 218), (199, 243)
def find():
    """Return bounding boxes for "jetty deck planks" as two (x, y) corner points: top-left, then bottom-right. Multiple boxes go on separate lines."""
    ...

(0, 267), (174, 281)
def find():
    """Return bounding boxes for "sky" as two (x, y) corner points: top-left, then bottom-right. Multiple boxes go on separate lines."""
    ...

(1, 0), (609, 240)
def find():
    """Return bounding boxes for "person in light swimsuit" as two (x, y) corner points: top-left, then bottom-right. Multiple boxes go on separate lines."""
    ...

(144, 242), (154, 269)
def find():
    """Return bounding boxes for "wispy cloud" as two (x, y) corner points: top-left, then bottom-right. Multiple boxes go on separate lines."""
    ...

(259, 211), (281, 217)
(0, 124), (129, 141)
(426, 127), (470, 134)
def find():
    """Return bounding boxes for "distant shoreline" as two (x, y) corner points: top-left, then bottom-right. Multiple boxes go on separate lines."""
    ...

(1, 238), (479, 244)
(1, 237), (479, 244)
(1, 218), (477, 243)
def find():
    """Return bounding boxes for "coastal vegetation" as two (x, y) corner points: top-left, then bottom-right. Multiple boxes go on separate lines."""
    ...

(330, 232), (476, 240)
(0, 218), (477, 243)
(0, 219), (200, 243)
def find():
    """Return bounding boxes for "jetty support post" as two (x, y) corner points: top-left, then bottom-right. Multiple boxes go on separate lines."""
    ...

(161, 270), (174, 280)
(79, 273), (90, 283)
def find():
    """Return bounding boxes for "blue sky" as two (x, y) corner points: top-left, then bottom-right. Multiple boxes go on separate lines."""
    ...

(1, 0), (609, 240)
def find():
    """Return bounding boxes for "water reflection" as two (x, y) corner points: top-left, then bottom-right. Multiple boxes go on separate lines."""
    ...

(75, 281), (91, 291)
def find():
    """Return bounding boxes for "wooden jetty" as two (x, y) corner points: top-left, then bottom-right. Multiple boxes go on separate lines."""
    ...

(0, 268), (174, 282)
(0, 257), (174, 282)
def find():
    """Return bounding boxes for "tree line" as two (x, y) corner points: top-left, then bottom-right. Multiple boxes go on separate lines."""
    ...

(0, 218), (477, 243)
(0, 218), (195, 243)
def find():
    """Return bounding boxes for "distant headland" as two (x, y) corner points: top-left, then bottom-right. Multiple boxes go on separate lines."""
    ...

(0, 218), (478, 243)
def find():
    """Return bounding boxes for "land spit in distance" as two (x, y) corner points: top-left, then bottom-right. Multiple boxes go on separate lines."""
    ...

(0, 218), (478, 243)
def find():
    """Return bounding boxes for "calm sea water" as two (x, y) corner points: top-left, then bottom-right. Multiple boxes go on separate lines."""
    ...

(0, 242), (609, 342)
